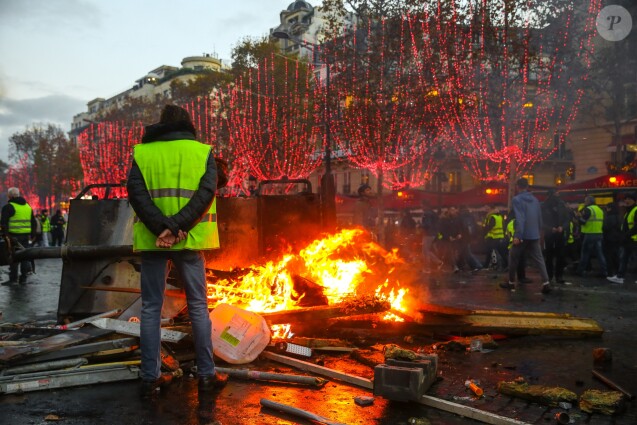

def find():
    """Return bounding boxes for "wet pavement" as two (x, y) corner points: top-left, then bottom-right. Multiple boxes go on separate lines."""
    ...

(1, 259), (636, 425)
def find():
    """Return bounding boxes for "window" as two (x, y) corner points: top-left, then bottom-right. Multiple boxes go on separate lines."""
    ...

(521, 174), (535, 185)
(342, 171), (351, 194)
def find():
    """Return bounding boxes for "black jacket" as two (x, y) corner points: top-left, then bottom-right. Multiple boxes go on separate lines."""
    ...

(126, 121), (218, 237)
(0, 197), (36, 237)
(541, 195), (570, 235)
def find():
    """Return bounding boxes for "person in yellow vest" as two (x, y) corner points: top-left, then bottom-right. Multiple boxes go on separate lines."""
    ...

(563, 209), (580, 268)
(482, 204), (508, 270)
(0, 187), (36, 285)
(127, 105), (227, 398)
(39, 209), (51, 247)
(505, 211), (530, 283)
(576, 195), (608, 277)
(608, 193), (637, 284)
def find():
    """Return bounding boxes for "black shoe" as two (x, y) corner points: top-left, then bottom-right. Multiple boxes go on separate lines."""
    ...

(198, 372), (228, 393)
(1, 280), (17, 286)
(499, 282), (515, 290)
(541, 284), (552, 294)
(139, 374), (172, 399)
(519, 277), (533, 284)
(555, 277), (565, 284)
(18, 275), (27, 285)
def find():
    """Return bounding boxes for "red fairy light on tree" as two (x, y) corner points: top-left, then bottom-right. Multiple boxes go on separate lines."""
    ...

(412, 0), (601, 181)
(328, 17), (438, 190)
(227, 53), (322, 183)
(5, 155), (39, 209)
(181, 94), (226, 156)
(77, 122), (144, 198)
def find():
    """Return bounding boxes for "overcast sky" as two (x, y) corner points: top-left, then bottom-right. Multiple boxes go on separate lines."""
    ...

(0, 0), (300, 162)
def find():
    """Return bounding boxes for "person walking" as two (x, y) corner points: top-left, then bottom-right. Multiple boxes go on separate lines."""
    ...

(127, 104), (227, 398)
(353, 184), (376, 233)
(576, 196), (608, 278)
(608, 193), (637, 284)
(0, 187), (36, 285)
(50, 209), (66, 247)
(500, 178), (551, 293)
(420, 201), (443, 272)
(458, 206), (483, 272)
(482, 204), (508, 270)
(603, 201), (622, 280)
(541, 189), (570, 284)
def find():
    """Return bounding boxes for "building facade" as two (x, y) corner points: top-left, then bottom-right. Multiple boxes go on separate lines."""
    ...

(70, 54), (225, 140)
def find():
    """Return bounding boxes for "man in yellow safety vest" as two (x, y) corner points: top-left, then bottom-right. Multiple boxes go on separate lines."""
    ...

(0, 187), (36, 285)
(576, 195), (608, 278)
(127, 105), (228, 399)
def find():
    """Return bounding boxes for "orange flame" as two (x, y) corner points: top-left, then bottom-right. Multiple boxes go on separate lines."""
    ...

(207, 229), (410, 319)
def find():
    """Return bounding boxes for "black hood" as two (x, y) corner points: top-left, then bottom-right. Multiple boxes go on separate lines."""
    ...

(9, 196), (28, 206)
(141, 120), (196, 143)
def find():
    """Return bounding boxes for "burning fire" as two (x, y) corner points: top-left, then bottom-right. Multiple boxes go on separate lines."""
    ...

(207, 229), (410, 319)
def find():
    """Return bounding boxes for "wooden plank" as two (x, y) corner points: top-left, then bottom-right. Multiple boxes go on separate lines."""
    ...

(260, 301), (390, 325)
(413, 312), (603, 337)
(263, 350), (532, 425)
(419, 395), (532, 425)
(260, 351), (373, 390)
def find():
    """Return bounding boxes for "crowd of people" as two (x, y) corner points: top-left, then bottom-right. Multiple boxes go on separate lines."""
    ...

(0, 187), (67, 285)
(393, 179), (637, 292)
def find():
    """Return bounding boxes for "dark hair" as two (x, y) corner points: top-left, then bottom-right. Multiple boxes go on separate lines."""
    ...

(357, 184), (371, 195)
(160, 104), (191, 124)
(516, 178), (529, 189)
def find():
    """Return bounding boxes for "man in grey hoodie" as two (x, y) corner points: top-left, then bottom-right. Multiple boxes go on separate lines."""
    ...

(500, 178), (551, 294)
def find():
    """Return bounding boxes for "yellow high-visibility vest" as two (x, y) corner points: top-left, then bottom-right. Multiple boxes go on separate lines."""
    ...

(8, 202), (32, 234)
(132, 139), (219, 251)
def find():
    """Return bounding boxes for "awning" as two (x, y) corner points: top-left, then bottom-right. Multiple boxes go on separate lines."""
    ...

(558, 173), (637, 191)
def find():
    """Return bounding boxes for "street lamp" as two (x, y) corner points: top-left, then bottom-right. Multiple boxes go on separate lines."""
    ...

(272, 29), (337, 232)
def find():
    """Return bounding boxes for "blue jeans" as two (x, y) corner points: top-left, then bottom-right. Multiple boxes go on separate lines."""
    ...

(140, 250), (214, 381)
(577, 234), (607, 276)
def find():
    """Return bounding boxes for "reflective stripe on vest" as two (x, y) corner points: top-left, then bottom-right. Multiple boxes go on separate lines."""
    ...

(581, 205), (603, 234)
(567, 222), (574, 244)
(8, 202), (33, 234)
(132, 139), (219, 251)
(484, 214), (504, 239)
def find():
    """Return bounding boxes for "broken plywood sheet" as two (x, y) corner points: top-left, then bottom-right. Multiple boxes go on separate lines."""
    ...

(579, 389), (625, 415)
(497, 380), (578, 407)
(415, 305), (603, 337)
